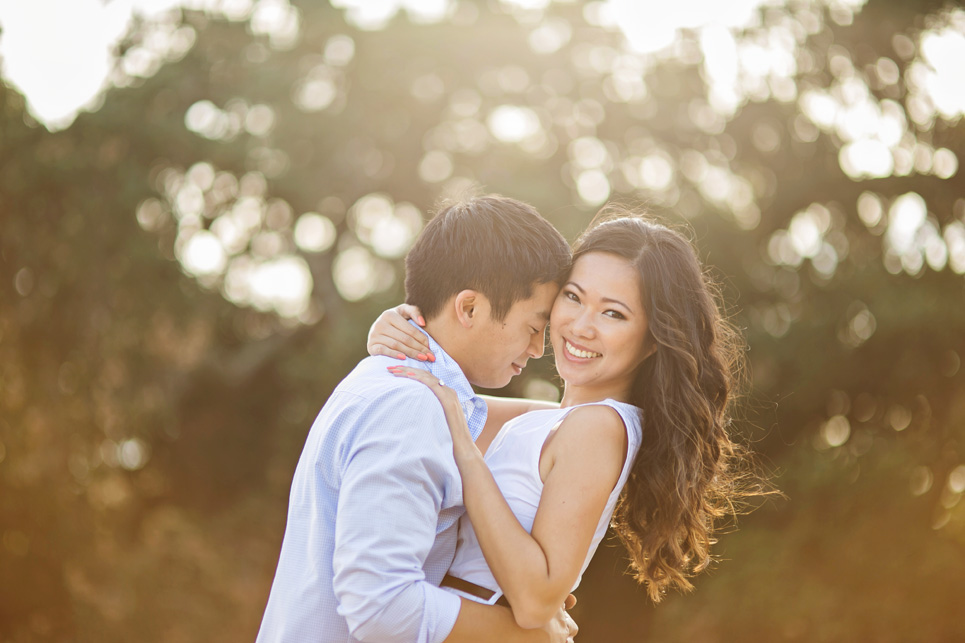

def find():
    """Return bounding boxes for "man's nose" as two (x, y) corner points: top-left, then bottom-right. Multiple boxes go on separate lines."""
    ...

(528, 327), (546, 359)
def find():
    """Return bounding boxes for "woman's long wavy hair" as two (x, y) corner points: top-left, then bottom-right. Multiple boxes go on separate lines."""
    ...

(572, 211), (762, 602)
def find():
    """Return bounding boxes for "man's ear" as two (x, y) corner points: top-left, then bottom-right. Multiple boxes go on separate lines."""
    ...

(453, 290), (479, 329)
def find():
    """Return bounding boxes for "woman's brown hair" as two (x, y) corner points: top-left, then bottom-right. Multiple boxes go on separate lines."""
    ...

(572, 210), (766, 602)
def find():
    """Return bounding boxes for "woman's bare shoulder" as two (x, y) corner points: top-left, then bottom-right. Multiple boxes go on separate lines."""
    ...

(542, 403), (628, 475)
(558, 403), (628, 439)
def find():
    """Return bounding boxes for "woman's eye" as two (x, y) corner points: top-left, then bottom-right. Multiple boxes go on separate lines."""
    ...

(605, 310), (626, 320)
(565, 291), (579, 302)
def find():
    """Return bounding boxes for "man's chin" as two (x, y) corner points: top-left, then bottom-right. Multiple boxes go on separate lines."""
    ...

(475, 374), (515, 390)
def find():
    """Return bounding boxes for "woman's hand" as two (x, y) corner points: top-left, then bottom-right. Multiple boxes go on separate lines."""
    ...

(386, 365), (461, 413)
(386, 365), (475, 458)
(367, 304), (435, 362)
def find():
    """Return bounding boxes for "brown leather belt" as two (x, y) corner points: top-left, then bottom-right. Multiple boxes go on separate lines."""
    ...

(441, 574), (511, 608)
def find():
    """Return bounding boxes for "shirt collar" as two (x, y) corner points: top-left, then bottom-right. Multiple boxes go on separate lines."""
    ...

(409, 321), (489, 440)
(413, 321), (475, 402)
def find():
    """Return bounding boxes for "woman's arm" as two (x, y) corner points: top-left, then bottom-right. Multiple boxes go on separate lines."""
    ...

(462, 405), (626, 627)
(367, 304), (435, 361)
(387, 366), (625, 629)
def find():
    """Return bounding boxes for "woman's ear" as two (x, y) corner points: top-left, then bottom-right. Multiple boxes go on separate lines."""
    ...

(641, 336), (658, 362)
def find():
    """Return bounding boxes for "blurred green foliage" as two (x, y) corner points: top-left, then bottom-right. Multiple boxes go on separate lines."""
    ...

(1, 1), (964, 641)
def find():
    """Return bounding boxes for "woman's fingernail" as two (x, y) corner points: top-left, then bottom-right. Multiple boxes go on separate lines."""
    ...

(396, 353), (405, 360)
(418, 316), (425, 326)
(417, 353), (427, 361)
(428, 354), (436, 362)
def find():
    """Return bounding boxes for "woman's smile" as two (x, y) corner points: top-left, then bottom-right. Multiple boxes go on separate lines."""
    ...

(562, 339), (602, 360)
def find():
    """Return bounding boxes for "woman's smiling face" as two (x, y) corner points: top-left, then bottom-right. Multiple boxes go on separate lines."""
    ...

(549, 251), (654, 402)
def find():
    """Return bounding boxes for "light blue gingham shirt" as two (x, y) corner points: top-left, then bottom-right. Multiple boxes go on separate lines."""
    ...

(256, 327), (487, 643)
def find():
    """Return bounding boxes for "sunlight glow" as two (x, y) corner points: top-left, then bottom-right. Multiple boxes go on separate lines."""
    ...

(788, 208), (827, 259)
(796, 70), (955, 182)
(910, 466), (934, 496)
(180, 231), (227, 276)
(0, 0), (257, 128)
(294, 213), (337, 253)
(330, 0), (451, 31)
(247, 255), (313, 317)
(768, 203), (845, 273)
(185, 100), (237, 140)
(487, 105), (541, 143)
(839, 139), (894, 179)
(324, 34), (356, 66)
(154, 163), (323, 316)
(945, 222), (965, 274)
(949, 465), (965, 494)
(847, 305), (876, 345)
(604, 0), (768, 54)
(569, 137), (610, 170)
(333, 246), (379, 301)
(7, 0), (964, 330)
(0, 0), (131, 127)
(878, 192), (955, 277)
(348, 194), (424, 259)
(528, 18), (572, 54)
(117, 438), (150, 471)
(501, 0), (551, 10)
(249, 0), (300, 49)
(576, 170), (611, 206)
(886, 192), (927, 255)
(822, 415), (851, 447)
(293, 67), (340, 112)
(418, 150), (455, 183)
(638, 153), (675, 190)
(917, 25), (965, 119)
(856, 192), (883, 228)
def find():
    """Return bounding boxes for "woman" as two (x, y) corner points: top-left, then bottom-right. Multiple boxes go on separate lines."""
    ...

(369, 213), (759, 627)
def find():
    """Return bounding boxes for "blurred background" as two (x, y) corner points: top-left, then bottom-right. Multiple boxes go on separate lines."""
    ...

(1, 0), (964, 640)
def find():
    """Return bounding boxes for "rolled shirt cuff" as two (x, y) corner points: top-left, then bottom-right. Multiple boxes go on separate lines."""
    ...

(427, 584), (463, 643)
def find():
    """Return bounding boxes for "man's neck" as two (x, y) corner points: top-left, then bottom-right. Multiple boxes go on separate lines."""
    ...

(423, 318), (466, 372)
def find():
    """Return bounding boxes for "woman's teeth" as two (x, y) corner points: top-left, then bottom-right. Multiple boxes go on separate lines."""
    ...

(565, 340), (601, 359)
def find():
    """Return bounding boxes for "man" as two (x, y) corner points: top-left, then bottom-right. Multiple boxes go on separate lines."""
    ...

(257, 195), (576, 642)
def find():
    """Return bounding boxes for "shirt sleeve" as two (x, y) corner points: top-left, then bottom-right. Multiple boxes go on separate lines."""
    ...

(332, 384), (463, 643)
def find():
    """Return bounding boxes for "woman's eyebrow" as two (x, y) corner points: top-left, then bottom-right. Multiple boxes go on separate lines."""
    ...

(601, 296), (631, 310)
(566, 281), (631, 311)
(565, 281), (585, 293)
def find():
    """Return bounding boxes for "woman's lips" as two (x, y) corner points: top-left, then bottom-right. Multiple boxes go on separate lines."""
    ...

(563, 339), (602, 360)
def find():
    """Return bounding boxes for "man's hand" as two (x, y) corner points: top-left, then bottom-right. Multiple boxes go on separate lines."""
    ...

(541, 605), (578, 643)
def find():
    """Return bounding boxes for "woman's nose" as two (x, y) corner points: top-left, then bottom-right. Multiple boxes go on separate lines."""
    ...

(570, 310), (595, 338)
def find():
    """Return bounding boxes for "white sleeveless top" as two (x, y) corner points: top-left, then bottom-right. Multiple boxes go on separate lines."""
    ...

(445, 398), (643, 603)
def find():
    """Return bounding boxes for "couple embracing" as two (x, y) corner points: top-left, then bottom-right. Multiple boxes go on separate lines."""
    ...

(257, 195), (751, 642)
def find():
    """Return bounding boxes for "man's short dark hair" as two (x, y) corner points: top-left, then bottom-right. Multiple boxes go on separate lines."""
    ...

(405, 195), (571, 322)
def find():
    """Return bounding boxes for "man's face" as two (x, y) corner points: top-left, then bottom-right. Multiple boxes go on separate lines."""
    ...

(461, 282), (560, 389)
